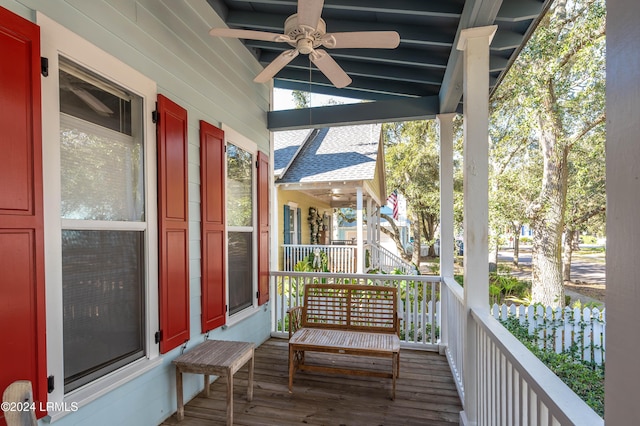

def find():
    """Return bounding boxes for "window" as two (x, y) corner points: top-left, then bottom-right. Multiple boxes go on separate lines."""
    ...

(40, 14), (158, 408)
(288, 206), (297, 244)
(284, 203), (301, 245)
(59, 58), (146, 392)
(226, 143), (255, 315)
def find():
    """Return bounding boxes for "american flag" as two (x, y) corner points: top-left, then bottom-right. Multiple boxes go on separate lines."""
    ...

(387, 190), (399, 220)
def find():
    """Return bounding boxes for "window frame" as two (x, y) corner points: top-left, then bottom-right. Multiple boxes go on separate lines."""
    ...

(39, 13), (160, 416)
(287, 202), (299, 245)
(222, 124), (260, 325)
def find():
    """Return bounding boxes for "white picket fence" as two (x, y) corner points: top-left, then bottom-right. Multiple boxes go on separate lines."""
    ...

(491, 303), (606, 365)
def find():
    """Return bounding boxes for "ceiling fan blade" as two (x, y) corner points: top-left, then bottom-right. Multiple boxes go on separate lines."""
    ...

(209, 28), (291, 43)
(322, 31), (401, 49)
(297, 0), (325, 28)
(254, 49), (300, 83)
(309, 49), (352, 88)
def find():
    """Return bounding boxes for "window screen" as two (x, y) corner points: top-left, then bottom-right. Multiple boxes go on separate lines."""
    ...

(59, 58), (146, 392)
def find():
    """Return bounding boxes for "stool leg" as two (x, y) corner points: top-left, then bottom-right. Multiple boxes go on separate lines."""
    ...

(247, 350), (254, 402)
(176, 369), (184, 421)
(204, 375), (210, 397)
(226, 374), (233, 426)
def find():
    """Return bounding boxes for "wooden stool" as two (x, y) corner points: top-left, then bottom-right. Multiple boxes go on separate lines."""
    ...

(173, 340), (255, 425)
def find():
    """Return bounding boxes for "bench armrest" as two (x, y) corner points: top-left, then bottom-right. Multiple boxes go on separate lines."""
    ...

(287, 306), (304, 339)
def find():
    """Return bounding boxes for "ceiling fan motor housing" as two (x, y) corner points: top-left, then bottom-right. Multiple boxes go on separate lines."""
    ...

(284, 14), (326, 52)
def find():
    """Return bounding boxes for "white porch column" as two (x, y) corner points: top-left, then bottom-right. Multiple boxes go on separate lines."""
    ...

(366, 197), (373, 243)
(605, 0), (640, 422)
(356, 187), (364, 273)
(457, 25), (496, 426)
(437, 112), (456, 357)
(438, 113), (457, 279)
(376, 206), (381, 245)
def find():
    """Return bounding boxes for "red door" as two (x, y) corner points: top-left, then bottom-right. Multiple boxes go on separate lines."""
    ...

(0, 5), (47, 421)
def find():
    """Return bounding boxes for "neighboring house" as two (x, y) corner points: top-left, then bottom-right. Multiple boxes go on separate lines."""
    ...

(274, 124), (387, 273)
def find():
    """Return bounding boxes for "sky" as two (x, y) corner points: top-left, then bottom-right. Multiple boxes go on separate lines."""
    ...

(273, 88), (360, 110)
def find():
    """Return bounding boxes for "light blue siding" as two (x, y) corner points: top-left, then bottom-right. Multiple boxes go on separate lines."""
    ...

(0, 0), (272, 424)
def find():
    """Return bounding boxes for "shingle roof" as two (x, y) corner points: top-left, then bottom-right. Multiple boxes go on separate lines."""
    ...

(273, 129), (312, 177)
(275, 124), (382, 184)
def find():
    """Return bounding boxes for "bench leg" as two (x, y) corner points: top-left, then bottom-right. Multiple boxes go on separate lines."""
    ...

(288, 344), (295, 393)
(391, 352), (399, 400)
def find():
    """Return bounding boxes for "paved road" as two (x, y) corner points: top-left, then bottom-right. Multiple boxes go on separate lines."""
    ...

(497, 248), (605, 285)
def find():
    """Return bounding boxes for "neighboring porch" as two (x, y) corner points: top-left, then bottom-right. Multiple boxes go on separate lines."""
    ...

(161, 338), (462, 426)
(281, 241), (417, 275)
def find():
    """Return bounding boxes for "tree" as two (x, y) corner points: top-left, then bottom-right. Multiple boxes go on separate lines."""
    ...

(562, 132), (606, 281)
(491, 0), (605, 307)
(383, 120), (463, 263)
(490, 104), (542, 266)
(291, 90), (310, 109)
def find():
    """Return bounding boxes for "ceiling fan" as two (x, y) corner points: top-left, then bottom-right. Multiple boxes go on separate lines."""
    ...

(209, 0), (400, 88)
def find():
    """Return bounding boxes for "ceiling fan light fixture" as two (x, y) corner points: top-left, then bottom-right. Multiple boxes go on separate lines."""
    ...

(297, 38), (314, 54)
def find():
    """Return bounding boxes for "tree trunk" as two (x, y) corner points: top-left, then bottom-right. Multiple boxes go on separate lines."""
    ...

(420, 211), (438, 257)
(563, 229), (575, 281)
(379, 213), (410, 261)
(411, 211), (421, 266)
(529, 97), (568, 308)
(513, 224), (521, 266)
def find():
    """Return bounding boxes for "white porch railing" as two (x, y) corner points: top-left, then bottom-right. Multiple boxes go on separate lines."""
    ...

(282, 244), (357, 273)
(366, 242), (418, 275)
(441, 277), (465, 400)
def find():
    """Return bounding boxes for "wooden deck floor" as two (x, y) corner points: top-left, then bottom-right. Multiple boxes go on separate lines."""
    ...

(161, 338), (462, 426)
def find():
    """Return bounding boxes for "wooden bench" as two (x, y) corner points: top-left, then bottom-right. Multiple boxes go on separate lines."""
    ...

(287, 283), (401, 399)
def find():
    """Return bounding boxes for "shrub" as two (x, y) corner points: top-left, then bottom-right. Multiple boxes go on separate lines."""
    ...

(500, 317), (605, 417)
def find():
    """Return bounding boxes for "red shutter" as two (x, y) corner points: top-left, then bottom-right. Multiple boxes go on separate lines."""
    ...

(199, 121), (226, 332)
(0, 6), (47, 421)
(257, 150), (270, 305)
(157, 94), (190, 353)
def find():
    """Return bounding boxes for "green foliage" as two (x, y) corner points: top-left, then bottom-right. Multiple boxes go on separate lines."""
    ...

(500, 317), (605, 416)
(490, 0), (606, 307)
(400, 323), (440, 343)
(579, 235), (598, 245)
(294, 251), (329, 273)
(383, 119), (464, 258)
(571, 299), (603, 310)
(489, 273), (531, 305)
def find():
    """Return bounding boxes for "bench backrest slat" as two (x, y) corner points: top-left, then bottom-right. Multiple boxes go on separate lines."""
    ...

(302, 283), (398, 334)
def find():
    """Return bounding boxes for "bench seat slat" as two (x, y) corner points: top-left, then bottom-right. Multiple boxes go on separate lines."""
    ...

(290, 328), (400, 353)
